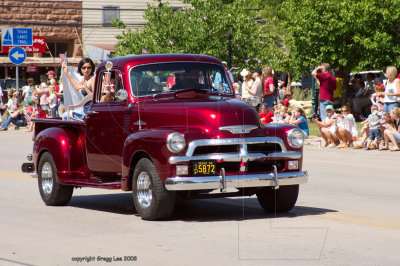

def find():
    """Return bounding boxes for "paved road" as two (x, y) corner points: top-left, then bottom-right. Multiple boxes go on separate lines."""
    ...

(0, 129), (399, 265)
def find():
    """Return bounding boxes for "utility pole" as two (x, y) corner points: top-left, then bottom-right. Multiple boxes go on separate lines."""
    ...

(227, 25), (232, 69)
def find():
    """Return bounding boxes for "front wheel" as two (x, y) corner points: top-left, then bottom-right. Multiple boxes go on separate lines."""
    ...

(38, 152), (73, 206)
(256, 185), (299, 213)
(132, 158), (175, 220)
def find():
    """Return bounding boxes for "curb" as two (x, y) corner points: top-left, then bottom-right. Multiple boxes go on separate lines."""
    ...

(304, 137), (322, 148)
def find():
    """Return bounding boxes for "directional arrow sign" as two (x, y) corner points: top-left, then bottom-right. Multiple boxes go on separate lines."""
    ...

(9, 46), (26, 65)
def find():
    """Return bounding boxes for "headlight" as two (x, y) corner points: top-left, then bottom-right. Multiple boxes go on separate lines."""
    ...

(167, 132), (186, 153)
(287, 128), (305, 148)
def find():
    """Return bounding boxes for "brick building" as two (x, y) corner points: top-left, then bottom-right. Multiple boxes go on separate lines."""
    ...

(0, 0), (84, 84)
(82, 0), (183, 60)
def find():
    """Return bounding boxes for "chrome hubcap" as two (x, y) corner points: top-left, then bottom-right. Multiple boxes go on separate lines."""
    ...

(137, 172), (152, 209)
(41, 162), (53, 196)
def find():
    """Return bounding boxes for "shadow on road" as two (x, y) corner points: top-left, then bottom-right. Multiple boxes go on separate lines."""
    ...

(68, 193), (337, 222)
(169, 198), (337, 222)
(69, 193), (135, 215)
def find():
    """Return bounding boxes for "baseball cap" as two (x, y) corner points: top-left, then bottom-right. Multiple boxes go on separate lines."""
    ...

(46, 70), (55, 75)
(252, 68), (262, 75)
(325, 104), (334, 111)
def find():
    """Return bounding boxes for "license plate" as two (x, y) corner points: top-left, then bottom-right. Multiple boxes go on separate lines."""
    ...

(192, 161), (216, 176)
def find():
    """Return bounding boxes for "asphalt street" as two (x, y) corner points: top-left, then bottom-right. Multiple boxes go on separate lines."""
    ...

(0, 129), (399, 266)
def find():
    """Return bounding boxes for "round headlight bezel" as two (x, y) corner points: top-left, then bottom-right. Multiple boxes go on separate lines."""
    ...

(287, 128), (305, 149)
(166, 132), (186, 153)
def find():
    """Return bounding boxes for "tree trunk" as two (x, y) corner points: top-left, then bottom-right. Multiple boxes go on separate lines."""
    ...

(341, 67), (351, 107)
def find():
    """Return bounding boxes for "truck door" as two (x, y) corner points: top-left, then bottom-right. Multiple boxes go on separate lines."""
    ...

(86, 70), (131, 175)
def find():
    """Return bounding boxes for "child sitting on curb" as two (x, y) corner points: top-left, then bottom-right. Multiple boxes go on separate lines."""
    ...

(362, 105), (383, 150)
(259, 103), (274, 125)
(288, 107), (309, 136)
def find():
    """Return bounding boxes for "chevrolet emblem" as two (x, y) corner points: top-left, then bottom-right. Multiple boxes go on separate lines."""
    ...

(219, 125), (258, 134)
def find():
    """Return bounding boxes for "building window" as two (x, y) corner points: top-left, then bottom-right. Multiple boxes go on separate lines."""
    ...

(103, 5), (120, 26)
(43, 42), (71, 58)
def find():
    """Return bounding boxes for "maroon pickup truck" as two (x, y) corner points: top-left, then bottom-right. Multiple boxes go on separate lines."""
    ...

(22, 54), (308, 220)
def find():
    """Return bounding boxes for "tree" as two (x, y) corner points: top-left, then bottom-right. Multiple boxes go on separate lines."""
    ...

(280, 0), (400, 75)
(112, 0), (284, 69)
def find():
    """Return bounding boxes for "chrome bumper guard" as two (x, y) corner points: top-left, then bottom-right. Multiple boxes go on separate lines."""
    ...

(165, 170), (308, 191)
(21, 162), (38, 178)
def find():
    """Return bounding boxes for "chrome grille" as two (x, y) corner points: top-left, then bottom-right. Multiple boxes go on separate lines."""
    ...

(247, 143), (282, 154)
(193, 145), (239, 156)
(169, 137), (301, 165)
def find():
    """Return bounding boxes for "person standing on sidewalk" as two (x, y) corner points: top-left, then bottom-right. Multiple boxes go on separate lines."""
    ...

(312, 63), (336, 120)
(262, 66), (275, 108)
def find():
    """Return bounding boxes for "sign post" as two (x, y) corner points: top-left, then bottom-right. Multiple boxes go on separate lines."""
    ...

(9, 47), (27, 90)
(3, 27), (32, 89)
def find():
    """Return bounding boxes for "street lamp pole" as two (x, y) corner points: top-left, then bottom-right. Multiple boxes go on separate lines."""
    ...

(227, 24), (232, 69)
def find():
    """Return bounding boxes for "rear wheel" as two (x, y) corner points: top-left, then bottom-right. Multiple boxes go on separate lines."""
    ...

(132, 158), (175, 220)
(256, 185), (299, 213)
(38, 152), (73, 206)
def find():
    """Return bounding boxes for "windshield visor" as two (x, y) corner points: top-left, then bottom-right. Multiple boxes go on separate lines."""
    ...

(129, 62), (233, 97)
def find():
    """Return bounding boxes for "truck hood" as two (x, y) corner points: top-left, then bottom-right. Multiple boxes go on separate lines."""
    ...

(138, 95), (261, 138)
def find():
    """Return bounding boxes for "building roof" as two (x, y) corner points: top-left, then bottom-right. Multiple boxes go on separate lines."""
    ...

(89, 44), (115, 52)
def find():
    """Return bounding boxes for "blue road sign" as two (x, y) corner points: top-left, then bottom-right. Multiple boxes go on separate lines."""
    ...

(3, 29), (12, 45)
(13, 28), (33, 46)
(9, 47), (26, 65)
(2, 28), (33, 46)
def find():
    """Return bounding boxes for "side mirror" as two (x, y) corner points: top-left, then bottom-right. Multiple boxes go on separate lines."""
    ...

(115, 89), (128, 101)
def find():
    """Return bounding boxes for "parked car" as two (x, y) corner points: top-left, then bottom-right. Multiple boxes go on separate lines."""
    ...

(350, 70), (386, 84)
(22, 54), (308, 220)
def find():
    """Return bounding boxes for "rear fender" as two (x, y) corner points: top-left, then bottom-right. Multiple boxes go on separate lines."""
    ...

(34, 127), (88, 183)
(121, 130), (178, 191)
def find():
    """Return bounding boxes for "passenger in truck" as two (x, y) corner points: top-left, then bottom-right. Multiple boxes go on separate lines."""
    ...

(62, 57), (95, 97)
(61, 58), (95, 120)
(101, 78), (115, 102)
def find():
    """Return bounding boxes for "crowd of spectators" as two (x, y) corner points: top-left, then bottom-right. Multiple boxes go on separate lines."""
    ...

(235, 67), (309, 136)
(2, 59), (400, 152)
(309, 64), (400, 151)
(234, 62), (400, 151)
(0, 58), (98, 130)
(0, 71), (61, 131)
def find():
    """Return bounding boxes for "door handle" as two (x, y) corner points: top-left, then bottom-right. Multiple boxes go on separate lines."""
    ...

(87, 111), (98, 116)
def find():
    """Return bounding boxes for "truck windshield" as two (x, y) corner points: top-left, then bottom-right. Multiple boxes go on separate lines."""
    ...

(130, 62), (233, 97)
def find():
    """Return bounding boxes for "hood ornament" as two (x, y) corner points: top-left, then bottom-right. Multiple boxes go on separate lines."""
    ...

(219, 125), (258, 134)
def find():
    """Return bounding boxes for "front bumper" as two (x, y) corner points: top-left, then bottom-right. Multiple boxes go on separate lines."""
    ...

(165, 170), (308, 191)
(21, 162), (38, 178)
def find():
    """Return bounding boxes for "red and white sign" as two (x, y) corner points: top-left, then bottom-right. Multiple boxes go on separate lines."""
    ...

(26, 64), (38, 73)
(2, 36), (46, 53)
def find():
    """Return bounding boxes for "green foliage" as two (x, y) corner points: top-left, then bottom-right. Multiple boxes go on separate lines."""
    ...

(280, 0), (400, 74)
(112, 0), (400, 77)
(112, 0), (283, 69)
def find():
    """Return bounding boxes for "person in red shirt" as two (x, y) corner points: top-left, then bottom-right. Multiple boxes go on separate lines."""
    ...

(312, 63), (336, 120)
(26, 103), (47, 132)
(283, 92), (291, 108)
(259, 103), (274, 125)
(262, 66), (275, 108)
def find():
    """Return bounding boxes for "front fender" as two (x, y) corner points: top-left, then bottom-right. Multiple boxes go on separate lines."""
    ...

(262, 123), (304, 170)
(121, 129), (180, 191)
(34, 127), (88, 183)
